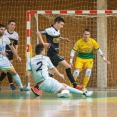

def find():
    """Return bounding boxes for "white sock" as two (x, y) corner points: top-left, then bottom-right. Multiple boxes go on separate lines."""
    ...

(13, 74), (23, 89)
(66, 86), (83, 94)
(27, 83), (30, 88)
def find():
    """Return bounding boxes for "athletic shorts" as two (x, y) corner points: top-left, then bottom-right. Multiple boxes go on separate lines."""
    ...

(48, 54), (64, 67)
(39, 77), (62, 93)
(6, 50), (13, 60)
(75, 57), (94, 70)
(0, 57), (14, 72)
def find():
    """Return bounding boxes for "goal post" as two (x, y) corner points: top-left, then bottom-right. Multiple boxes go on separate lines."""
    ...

(26, 10), (117, 89)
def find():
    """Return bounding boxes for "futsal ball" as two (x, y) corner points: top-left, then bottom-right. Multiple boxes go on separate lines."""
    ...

(61, 90), (70, 94)
(57, 90), (71, 98)
(61, 90), (70, 98)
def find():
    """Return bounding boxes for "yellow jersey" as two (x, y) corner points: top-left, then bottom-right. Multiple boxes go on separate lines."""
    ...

(73, 38), (99, 59)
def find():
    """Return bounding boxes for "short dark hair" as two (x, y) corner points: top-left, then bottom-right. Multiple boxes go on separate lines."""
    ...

(0, 24), (5, 28)
(35, 44), (44, 54)
(83, 29), (90, 33)
(8, 20), (16, 24)
(54, 16), (65, 24)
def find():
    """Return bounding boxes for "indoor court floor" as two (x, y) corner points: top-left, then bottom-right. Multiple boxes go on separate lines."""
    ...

(0, 89), (117, 117)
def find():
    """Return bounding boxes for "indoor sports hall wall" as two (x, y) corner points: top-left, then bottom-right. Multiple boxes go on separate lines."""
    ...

(0, 0), (117, 88)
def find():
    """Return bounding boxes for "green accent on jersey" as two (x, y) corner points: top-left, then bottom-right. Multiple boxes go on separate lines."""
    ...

(78, 51), (94, 59)
(96, 48), (99, 50)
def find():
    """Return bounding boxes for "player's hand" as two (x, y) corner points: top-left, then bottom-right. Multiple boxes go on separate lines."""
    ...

(104, 60), (110, 64)
(44, 43), (51, 48)
(17, 56), (21, 62)
(59, 74), (64, 79)
(64, 38), (71, 42)
(70, 63), (73, 68)
(0, 51), (8, 56)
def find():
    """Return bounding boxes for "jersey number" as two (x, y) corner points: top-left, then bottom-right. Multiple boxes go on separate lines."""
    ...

(36, 61), (42, 71)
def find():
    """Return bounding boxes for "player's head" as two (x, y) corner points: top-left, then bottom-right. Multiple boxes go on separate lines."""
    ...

(83, 29), (91, 42)
(53, 16), (65, 30)
(8, 20), (16, 31)
(35, 44), (45, 55)
(0, 24), (5, 36)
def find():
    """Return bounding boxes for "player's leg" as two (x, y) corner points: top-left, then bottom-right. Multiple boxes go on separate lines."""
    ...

(0, 71), (7, 90)
(83, 68), (92, 87)
(73, 69), (80, 82)
(58, 60), (78, 88)
(38, 77), (71, 98)
(8, 70), (30, 91)
(0, 71), (7, 82)
(7, 72), (16, 90)
(6, 51), (16, 90)
(1, 58), (29, 91)
(50, 54), (78, 88)
(58, 83), (93, 97)
(72, 57), (85, 90)
(82, 59), (93, 91)
(31, 70), (54, 96)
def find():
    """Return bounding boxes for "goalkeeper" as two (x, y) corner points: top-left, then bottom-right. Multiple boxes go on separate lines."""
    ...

(70, 29), (110, 91)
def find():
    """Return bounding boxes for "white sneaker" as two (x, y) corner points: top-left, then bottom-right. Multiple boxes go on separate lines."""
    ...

(57, 90), (71, 98)
(83, 91), (93, 97)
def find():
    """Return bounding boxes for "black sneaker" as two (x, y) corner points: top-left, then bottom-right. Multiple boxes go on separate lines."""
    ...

(10, 84), (16, 90)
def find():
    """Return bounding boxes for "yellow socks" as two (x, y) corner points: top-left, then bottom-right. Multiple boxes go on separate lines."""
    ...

(83, 76), (89, 87)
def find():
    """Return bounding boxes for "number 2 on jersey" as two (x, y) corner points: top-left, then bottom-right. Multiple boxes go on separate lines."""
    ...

(36, 61), (42, 71)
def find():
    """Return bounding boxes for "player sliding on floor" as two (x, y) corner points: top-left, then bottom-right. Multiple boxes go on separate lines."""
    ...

(25, 44), (93, 98)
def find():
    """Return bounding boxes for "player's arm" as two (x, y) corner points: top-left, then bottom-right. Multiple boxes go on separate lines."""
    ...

(51, 67), (64, 79)
(70, 49), (76, 67)
(9, 44), (21, 62)
(48, 57), (64, 79)
(14, 40), (18, 53)
(97, 48), (110, 64)
(69, 41), (78, 67)
(94, 40), (110, 64)
(0, 51), (7, 56)
(36, 30), (50, 48)
(59, 37), (71, 42)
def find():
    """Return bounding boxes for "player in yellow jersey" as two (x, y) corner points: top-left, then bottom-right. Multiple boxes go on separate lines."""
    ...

(70, 29), (110, 91)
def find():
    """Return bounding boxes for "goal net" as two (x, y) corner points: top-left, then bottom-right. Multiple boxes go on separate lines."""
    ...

(27, 10), (117, 89)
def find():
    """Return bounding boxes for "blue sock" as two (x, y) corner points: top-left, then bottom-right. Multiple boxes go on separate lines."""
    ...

(13, 74), (23, 89)
(66, 86), (83, 94)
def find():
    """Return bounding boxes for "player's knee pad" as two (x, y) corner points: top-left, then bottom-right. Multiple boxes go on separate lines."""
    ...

(73, 69), (80, 78)
(85, 68), (92, 78)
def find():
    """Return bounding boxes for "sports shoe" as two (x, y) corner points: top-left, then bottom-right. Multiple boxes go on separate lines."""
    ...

(57, 90), (71, 98)
(83, 91), (93, 97)
(10, 84), (16, 90)
(20, 87), (30, 91)
(82, 87), (88, 92)
(31, 87), (40, 96)
(76, 85), (84, 90)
